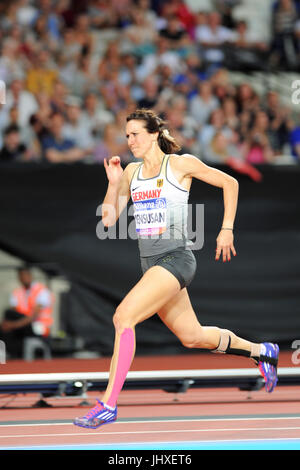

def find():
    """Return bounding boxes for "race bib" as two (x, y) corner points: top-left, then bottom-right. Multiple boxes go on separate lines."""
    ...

(133, 193), (167, 236)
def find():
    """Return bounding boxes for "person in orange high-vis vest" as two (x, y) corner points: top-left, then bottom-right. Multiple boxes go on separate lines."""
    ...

(0, 266), (54, 358)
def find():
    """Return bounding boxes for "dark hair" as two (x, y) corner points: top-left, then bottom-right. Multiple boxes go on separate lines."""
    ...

(17, 264), (32, 274)
(126, 108), (181, 154)
(4, 124), (19, 136)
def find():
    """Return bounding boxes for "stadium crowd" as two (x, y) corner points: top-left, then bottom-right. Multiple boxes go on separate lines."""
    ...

(0, 0), (300, 170)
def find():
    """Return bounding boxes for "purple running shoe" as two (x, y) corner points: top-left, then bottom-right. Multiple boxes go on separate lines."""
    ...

(73, 400), (117, 429)
(258, 342), (279, 393)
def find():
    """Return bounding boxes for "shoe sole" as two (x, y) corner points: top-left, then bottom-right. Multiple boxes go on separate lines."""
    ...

(73, 417), (117, 429)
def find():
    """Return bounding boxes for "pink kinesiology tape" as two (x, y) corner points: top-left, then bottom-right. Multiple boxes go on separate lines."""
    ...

(106, 327), (135, 408)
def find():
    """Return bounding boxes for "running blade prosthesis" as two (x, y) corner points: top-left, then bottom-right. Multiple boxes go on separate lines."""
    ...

(258, 342), (280, 393)
(73, 400), (117, 429)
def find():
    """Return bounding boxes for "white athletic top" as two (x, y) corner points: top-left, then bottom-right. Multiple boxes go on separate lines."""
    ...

(130, 154), (192, 257)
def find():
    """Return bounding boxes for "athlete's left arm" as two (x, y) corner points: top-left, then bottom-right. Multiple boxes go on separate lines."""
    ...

(176, 154), (238, 262)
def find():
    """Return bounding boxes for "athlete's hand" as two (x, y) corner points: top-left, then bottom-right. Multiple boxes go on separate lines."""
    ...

(104, 156), (123, 186)
(215, 230), (236, 262)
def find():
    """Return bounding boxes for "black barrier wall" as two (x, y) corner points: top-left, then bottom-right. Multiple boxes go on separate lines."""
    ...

(0, 162), (299, 356)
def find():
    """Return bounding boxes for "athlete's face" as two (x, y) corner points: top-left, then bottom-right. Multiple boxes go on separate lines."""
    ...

(126, 120), (158, 159)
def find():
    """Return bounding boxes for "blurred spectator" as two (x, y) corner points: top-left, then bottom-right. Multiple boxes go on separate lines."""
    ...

(244, 111), (276, 164)
(194, 11), (208, 32)
(26, 49), (58, 96)
(165, 94), (200, 154)
(58, 27), (82, 67)
(7, 91), (51, 156)
(0, 0), (295, 166)
(72, 13), (95, 55)
(159, 15), (186, 43)
(210, 79), (233, 103)
(0, 105), (23, 144)
(210, 67), (234, 94)
(34, 91), (53, 124)
(0, 124), (30, 162)
(123, 7), (158, 57)
(55, 0), (77, 28)
(235, 83), (259, 114)
(5, 78), (38, 128)
(22, 113), (49, 160)
(87, 0), (120, 29)
(137, 75), (160, 109)
(263, 90), (292, 150)
(100, 66), (133, 114)
(270, 0), (299, 69)
(93, 122), (129, 163)
(31, 13), (60, 53)
(156, 63), (174, 93)
(237, 109), (253, 142)
(195, 11), (235, 67)
(0, 3), (19, 32)
(119, 53), (138, 95)
(7, 24), (33, 67)
(98, 40), (122, 82)
(137, 36), (182, 81)
(62, 95), (95, 151)
(0, 37), (26, 85)
(171, 69), (199, 102)
(175, 31), (200, 60)
(199, 107), (235, 153)
(204, 130), (238, 164)
(82, 92), (114, 139)
(225, 20), (270, 72)
(41, 112), (89, 163)
(222, 96), (240, 131)
(32, 0), (62, 43)
(0, 266), (54, 358)
(160, 0), (196, 39)
(231, 20), (269, 51)
(2, 106), (31, 147)
(66, 51), (99, 96)
(213, 0), (242, 29)
(136, 0), (158, 29)
(49, 79), (69, 115)
(110, 0), (132, 20)
(16, 0), (38, 27)
(204, 129), (263, 181)
(189, 80), (220, 126)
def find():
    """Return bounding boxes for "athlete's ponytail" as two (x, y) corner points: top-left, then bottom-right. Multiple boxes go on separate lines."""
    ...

(126, 108), (181, 154)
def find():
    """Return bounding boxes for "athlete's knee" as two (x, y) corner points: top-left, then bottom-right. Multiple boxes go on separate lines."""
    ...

(113, 305), (135, 334)
(181, 326), (220, 350)
(180, 327), (205, 349)
(181, 336), (200, 349)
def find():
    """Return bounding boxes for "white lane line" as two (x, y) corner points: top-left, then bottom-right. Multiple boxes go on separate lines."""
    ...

(1, 426), (300, 439)
(1, 415), (300, 427)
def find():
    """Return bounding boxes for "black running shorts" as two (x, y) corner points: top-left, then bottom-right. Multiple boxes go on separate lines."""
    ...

(140, 247), (197, 289)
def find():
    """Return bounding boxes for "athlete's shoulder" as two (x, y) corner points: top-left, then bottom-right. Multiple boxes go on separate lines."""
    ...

(124, 161), (140, 170)
(127, 161), (141, 168)
(124, 161), (141, 185)
(169, 153), (202, 169)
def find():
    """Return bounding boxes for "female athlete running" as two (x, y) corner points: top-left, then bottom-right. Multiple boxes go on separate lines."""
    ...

(74, 109), (279, 429)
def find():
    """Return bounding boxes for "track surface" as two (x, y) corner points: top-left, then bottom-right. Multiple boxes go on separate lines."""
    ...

(0, 352), (300, 450)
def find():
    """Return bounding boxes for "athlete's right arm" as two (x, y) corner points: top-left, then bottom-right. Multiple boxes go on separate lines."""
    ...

(102, 156), (134, 227)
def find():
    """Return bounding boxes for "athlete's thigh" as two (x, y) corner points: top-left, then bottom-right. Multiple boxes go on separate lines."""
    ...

(157, 288), (202, 342)
(116, 265), (181, 327)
